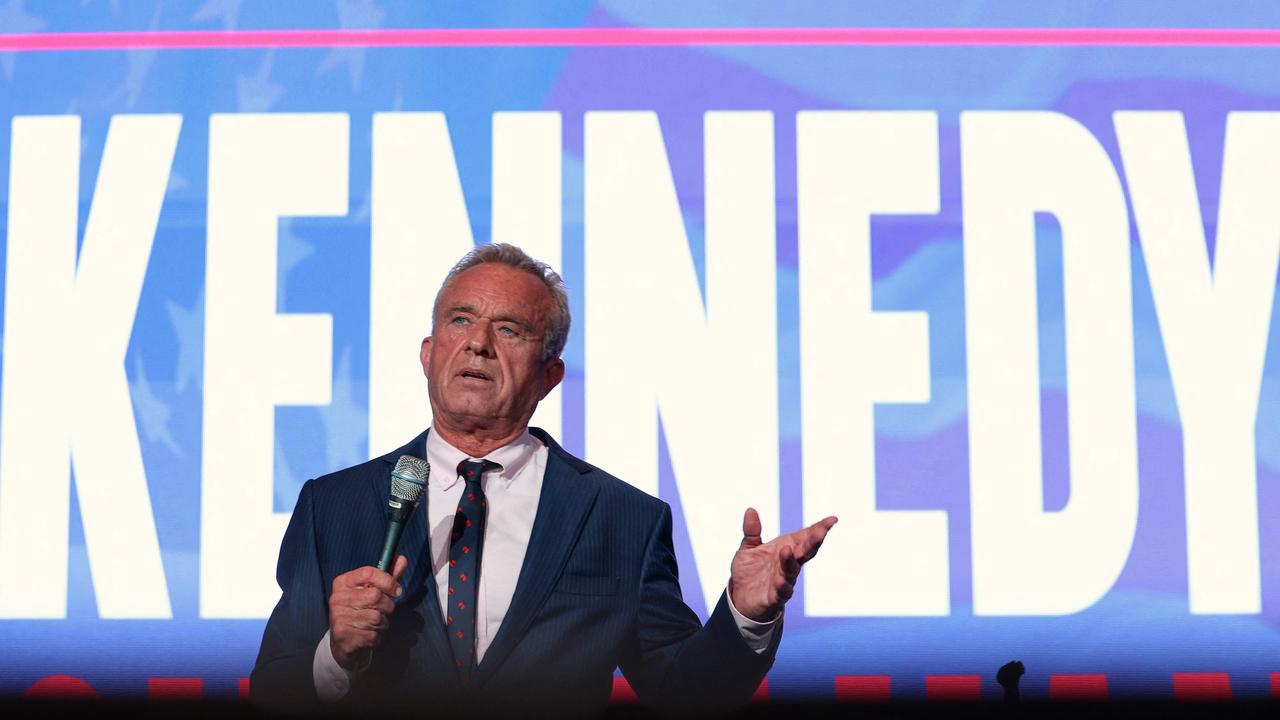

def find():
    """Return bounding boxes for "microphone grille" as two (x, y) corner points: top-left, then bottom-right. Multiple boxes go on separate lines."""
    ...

(390, 455), (430, 503)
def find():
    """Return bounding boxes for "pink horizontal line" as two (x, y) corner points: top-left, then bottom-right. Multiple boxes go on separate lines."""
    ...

(2, 27), (1280, 52)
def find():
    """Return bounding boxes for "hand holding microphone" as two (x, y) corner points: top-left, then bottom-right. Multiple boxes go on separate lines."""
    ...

(328, 455), (429, 671)
(328, 556), (408, 670)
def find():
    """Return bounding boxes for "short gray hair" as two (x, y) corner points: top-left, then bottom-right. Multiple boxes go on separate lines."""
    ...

(433, 243), (571, 361)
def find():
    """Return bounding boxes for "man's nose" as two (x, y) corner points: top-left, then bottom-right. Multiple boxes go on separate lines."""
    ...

(464, 320), (495, 356)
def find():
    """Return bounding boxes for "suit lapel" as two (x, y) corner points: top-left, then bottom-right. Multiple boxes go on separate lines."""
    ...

(475, 438), (599, 686)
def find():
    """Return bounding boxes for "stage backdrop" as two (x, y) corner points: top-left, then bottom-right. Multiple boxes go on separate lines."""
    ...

(0, 1), (1277, 702)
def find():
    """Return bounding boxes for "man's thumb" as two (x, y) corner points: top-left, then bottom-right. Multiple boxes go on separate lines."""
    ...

(741, 507), (763, 547)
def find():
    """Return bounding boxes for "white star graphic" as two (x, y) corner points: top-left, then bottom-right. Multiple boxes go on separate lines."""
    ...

(164, 291), (203, 394)
(316, 0), (385, 93)
(107, 4), (161, 109)
(236, 49), (284, 112)
(131, 355), (184, 457)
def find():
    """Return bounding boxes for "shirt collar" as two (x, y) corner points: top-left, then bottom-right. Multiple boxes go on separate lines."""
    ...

(426, 427), (542, 491)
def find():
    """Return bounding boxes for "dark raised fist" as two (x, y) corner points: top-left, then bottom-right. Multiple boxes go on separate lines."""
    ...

(996, 660), (1025, 701)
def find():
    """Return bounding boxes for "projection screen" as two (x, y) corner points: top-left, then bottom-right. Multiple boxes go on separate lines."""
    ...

(0, 1), (1276, 702)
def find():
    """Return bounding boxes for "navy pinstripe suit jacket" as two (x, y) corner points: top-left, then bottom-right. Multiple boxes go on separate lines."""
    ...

(250, 427), (775, 714)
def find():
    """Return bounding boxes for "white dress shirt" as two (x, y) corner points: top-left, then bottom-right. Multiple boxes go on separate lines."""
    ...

(314, 428), (777, 701)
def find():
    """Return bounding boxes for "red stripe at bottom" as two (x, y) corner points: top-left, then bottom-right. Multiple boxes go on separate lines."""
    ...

(926, 674), (983, 701)
(835, 675), (892, 702)
(610, 675), (767, 703)
(1050, 674), (1109, 700)
(1173, 673), (1233, 701)
(147, 677), (203, 699)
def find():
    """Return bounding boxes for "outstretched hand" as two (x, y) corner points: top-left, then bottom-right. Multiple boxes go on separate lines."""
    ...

(729, 508), (838, 622)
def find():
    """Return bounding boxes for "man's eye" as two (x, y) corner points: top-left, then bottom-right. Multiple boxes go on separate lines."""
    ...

(452, 316), (468, 325)
(497, 326), (517, 336)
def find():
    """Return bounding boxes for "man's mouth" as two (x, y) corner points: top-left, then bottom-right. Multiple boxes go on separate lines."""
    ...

(458, 369), (492, 381)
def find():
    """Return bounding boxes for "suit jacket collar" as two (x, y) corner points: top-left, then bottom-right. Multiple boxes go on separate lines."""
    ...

(374, 427), (600, 689)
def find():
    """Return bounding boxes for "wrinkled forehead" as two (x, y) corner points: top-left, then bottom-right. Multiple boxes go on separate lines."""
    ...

(433, 263), (553, 327)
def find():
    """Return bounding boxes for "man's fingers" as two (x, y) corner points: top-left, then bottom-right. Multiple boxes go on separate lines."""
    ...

(779, 543), (801, 579)
(797, 516), (838, 563)
(807, 516), (838, 538)
(329, 560), (404, 669)
(347, 608), (387, 631)
(365, 610), (390, 633)
(359, 586), (384, 608)
(776, 579), (795, 602)
(391, 554), (409, 582)
(338, 565), (403, 598)
(335, 566), (376, 589)
(740, 507), (763, 548)
(375, 593), (395, 615)
(328, 565), (403, 670)
(334, 586), (398, 616)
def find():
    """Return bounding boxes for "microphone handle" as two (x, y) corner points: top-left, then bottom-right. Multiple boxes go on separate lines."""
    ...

(377, 518), (408, 572)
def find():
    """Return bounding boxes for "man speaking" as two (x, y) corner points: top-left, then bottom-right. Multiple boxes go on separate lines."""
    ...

(250, 244), (837, 714)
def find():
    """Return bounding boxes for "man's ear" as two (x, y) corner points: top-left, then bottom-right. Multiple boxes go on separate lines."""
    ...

(540, 357), (565, 399)
(420, 336), (432, 377)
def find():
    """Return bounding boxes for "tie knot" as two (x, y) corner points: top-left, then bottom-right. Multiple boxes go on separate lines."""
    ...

(457, 459), (500, 486)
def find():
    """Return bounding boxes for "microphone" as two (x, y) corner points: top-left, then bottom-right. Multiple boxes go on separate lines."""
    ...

(377, 455), (430, 572)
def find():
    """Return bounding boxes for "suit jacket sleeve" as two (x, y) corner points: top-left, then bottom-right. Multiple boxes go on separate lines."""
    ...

(249, 479), (329, 708)
(619, 503), (777, 713)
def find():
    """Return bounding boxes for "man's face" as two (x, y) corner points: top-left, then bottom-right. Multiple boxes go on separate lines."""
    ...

(421, 263), (564, 435)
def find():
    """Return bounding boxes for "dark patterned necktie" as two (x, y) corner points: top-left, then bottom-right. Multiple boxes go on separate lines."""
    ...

(448, 458), (499, 682)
